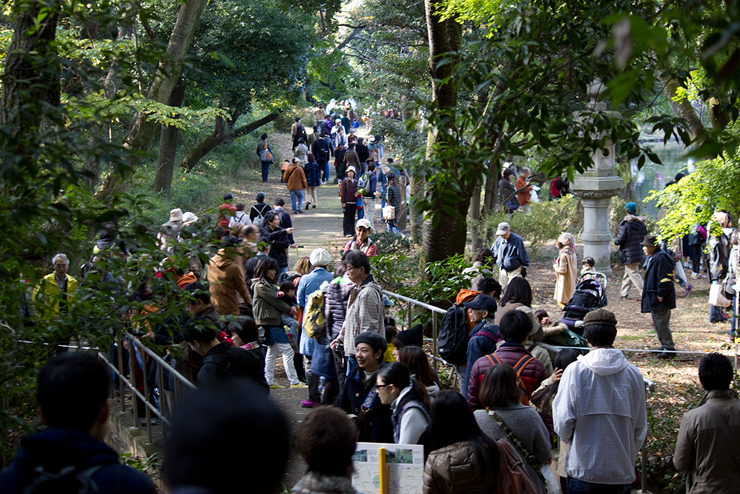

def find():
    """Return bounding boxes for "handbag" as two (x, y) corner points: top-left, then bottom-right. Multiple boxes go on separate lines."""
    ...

(709, 283), (732, 307)
(259, 142), (274, 163)
(382, 205), (395, 221)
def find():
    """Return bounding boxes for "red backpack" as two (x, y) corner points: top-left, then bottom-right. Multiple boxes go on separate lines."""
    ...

(485, 353), (535, 406)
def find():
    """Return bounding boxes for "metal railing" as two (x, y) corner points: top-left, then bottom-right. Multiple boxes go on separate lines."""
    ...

(97, 332), (196, 444)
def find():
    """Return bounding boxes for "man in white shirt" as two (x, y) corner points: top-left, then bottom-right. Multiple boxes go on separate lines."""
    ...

(553, 308), (647, 494)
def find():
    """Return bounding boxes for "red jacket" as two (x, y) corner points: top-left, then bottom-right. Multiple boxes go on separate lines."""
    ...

(467, 343), (547, 410)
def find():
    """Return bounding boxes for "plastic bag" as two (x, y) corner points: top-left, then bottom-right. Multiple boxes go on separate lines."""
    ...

(541, 464), (559, 494)
(709, 283), (732, 307)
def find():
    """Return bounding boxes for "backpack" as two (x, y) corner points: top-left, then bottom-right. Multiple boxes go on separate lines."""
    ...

(495, 439), (542, 494)
(437, 304), (469, 366)
(485, 353), (535, 406)
(23, 464), (108, 494)
(304, 290), (327, 338)
(319, 143), (330, 161)
(251, 205), (266, 228)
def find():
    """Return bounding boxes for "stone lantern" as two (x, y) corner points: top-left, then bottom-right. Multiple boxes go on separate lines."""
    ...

(570, 79), (625, 276)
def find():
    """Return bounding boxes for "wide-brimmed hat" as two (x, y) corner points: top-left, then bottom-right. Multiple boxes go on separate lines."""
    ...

(169, 208), (184, 222)
(182, 212), (198, 225)
(640, 235), (658, 247)
(346, 166), (357, 174)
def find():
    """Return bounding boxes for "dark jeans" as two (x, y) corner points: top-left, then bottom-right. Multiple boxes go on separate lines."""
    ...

(709, 303), (726, 322)
(343, 203), (357, 236)
(318, 160), (328, 182)
(261, 161), (270, 182)
(689, 243), (702, 274)
(567, 478), (631, 494)
(304, 356), (321, 404)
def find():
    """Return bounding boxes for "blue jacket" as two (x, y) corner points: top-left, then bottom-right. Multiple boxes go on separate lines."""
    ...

(304, 161), (322, 187)
(297, 267), (334, 356)
(464, 322), (502, 396)
(492, 232), (530, 271)
(0, 429), (156, 494)
(338, 363), (394, 443)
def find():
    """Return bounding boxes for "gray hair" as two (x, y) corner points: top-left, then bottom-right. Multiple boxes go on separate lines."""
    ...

(51, 253), (69, 265)
(522, 167), (531, 174)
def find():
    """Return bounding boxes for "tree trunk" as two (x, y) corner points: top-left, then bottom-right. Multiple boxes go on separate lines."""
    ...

(180, 112), (280, 172)
(421, 0), (464, 264)
(154, 77), (186, 197)
(470, 184), (481, 254)
(660, 74), (707, 146)
(1, 1), (60, 133)
(95, 0), (209, 202)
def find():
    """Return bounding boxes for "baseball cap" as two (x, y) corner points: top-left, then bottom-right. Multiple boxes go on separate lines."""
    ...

(496, 222), (511, 236)
(356, 219), (372, 230)
(463, 294), (498, 314)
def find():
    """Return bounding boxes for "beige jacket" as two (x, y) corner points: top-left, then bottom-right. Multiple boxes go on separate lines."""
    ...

(674, 390), (740, 493)
(553, 247), (578, 305)
(207, 250), (250, 316)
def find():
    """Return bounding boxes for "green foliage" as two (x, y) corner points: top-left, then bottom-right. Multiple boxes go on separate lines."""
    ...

(368, 115), (424, 166)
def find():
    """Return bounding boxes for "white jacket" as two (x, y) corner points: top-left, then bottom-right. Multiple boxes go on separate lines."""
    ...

(552, 348), (647, 484)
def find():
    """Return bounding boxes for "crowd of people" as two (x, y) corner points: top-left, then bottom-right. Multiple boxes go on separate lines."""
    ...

(10, 151), (740, 494)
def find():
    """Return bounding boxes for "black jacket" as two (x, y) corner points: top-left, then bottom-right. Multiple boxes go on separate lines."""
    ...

(334, 148), (347, 174)
(249, 202), (271, 222)
(339, 363), (393, 443)
(198, 341), (269, 393)
(312, 137), (333, 163)
(356, 143), (370, 163)
(259, 225), (291, 269)
(615, 214), (647, 265)
(0, 429), (156, 494)
(641, 249), (676, 313)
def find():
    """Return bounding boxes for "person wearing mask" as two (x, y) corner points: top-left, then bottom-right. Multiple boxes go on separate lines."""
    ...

(259, 210), (294, 276)
(343, 218), (377, 257)
(304, 153), (321, 210)
(553, 232), (578, 307)
(376, 362), (431, 445)
(340, 166), (359, 237)
(615, 201), (647, 301)
(337, 331), (394, 443)
(423, 391), (499, 494)
(553, 309), (647, 494)
(292, 407), (358, 494)
(674, 353), (740, 493)
(640, 235), (678, 359)
(475, 364), (551, 493)
(491, 222), (530, 290)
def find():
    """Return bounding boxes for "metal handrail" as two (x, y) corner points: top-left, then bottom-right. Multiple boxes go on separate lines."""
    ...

(382, 290), (446, 315)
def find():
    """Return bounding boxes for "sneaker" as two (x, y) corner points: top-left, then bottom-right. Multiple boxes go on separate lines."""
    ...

(684, 283), (692, 297)
(301, 400), (317, 408)
(269, 383), (286, 389)
(291, 382), (308, 388)
(304, 202), (311, 210)
(312, 205), (316, 209)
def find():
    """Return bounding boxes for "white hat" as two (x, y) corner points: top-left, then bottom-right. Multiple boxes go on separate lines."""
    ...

(355, 218), (372, 230)
(182, 212), (198, 225)
(169, 208), (184, 222)
(309, 248), (331, 267)
(496, 222), (511, 236)
(346, 166), (357, 174)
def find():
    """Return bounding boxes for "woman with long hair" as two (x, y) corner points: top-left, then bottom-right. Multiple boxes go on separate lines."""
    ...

(423, 390), (499, 494)
(553, 232), (577, 307)
(397, 346), (439, 402)
(376, 362), (431, 445)
(252, 257), (303, 389)
(475, 363), (551, 493)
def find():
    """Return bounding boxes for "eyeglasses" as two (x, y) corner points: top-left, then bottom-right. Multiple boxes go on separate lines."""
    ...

(376, 383), (391, 389)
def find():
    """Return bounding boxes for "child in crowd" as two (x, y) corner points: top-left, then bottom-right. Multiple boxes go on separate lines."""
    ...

(277, 282), (300, 343)
(384, 325), (398, 362)
(534, 309), (569, 346)
(581, 256), (595, 276)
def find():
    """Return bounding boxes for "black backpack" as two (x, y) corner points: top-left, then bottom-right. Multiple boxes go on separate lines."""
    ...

(437, 304), (469, 366)
(24, 464), (107, 494)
